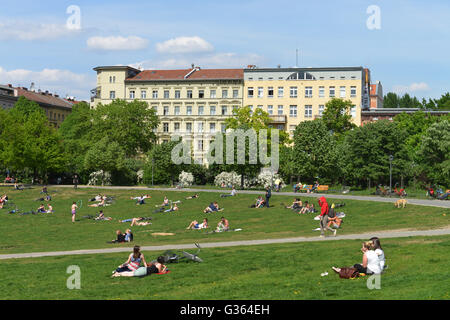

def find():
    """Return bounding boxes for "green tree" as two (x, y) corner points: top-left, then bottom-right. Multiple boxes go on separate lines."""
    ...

(383, 92), (400, 108)
(0, 97), (67, 181)
(292, 119), (339, 183)
(92, 99), (159, 157)
(417, 120), (450, 185)
(321, 98), (356, 139)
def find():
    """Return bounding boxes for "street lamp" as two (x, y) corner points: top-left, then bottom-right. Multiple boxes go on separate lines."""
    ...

(389, 155), (394, 197)
(152, 158), (155, 187)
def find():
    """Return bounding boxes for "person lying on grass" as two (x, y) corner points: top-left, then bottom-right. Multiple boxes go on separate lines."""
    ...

(185, 194), (199, 200)
(89, 194), (103, 202)
(332, 241), (382, 276)
(203, 201), (222, 213)
(164, 202), (179, 213)
(120, 217), (152, 223)
(88, 198), (106, 207)
(220, 186), (237, 198)
(112, 245), (147, 276)
(250, 196), (265, 208)
(112, 256), (167, 278)
(131, 194), (151, 205)
(186, 218), (208, 230)
(46, 204), (53, 213)
(130, 217), (152, 226)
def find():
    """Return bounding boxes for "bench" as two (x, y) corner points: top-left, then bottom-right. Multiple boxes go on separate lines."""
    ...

(298, 185), (313, 193)
(316, 185), (329, 193)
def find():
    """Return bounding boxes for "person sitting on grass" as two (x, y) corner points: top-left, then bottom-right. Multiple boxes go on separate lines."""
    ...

(160, 196), (170, 207)
(286, 198), (302, 211)
(112, 256), (167, 278)
(37, 203), (47, 214)
(110, 230), (126, 243)
(95, 210), (112, 221)
(125, 229), (134, 242)
(112, 246), (147, 275)
(131, 194), (151, 205)
(186, 218), (208, 230)
(46, 204), (54, 214)
(370, 237), (386, 270)
(14, 182), (24, 191)
(41, 186), (48, 194)
(216, 217), (229, 232)
(130, 217), (152, 226)
(220, 186), (237, 198)
(0, 194), (8, 209)
(203, 201), (222, 213)
(89, 194), (103, 202)
(250, 196), (265, 208)
(185, 194), (199, 200)
(326, 204), (342, 229)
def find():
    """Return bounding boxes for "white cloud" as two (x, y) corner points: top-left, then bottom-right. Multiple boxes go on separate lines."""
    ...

(132, 52), (264, 70)
(393, 82), (430, 94)
(0, 21), (80, 41)
(86, 36), (149, 51)
(156, 36), (214, 54)
(0, 66), (95, 101)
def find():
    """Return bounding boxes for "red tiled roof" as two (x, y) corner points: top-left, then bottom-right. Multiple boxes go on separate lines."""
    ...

(126, 68), (243, 81)
(16, 88), (73, 109)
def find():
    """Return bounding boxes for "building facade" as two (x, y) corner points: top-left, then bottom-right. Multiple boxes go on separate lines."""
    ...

(1, 84), (74, 127)
(92, 66), (244, 164)
(0, 84), (17, 110)
(370, 81), (383, 109)
(361, 108), (450, 125)
(243, 66), (371, 136)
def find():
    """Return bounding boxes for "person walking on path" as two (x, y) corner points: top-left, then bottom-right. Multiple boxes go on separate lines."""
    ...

(73, 174), (79, 189)
(318, 196), (336, 237)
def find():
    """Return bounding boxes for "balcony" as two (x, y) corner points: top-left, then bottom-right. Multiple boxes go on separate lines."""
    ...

(268, 115), (287, 124)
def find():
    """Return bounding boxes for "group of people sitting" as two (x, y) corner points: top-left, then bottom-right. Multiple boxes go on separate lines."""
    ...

(109, 229), (134, 243)
(285, 198), (317, 214)
(317, 196), (345, 237)
(186, 217), (229, 232)
(332, 237), (386, 276)
(37, 203), (53, 214)
(293, 180), (320, 193)
(111, 246), (167, 278)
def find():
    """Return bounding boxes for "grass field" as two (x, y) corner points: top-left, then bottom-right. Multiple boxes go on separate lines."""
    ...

(0, 235), (449, 300)
(0, 186), (448, 255)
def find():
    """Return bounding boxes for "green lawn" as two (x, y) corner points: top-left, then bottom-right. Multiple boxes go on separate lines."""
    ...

(0, 235), (449, 300)
(0, 186), (448, 255)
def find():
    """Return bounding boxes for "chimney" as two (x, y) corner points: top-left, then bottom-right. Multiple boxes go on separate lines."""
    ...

(191, 63), (195, 69)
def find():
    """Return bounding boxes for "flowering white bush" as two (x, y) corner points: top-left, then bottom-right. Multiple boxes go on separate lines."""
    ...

(214, 171), (258, 189)
(87, 170), (112, 186)
(178, 171), (194, 187)
(257, 171), (285, 189)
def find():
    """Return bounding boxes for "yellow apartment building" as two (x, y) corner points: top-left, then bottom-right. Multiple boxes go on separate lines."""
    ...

(91, 65), (244, 164)
(243, 66), (371, 136)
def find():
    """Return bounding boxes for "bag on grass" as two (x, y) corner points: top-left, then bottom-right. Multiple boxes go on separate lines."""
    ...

(338, 267), (359, 279)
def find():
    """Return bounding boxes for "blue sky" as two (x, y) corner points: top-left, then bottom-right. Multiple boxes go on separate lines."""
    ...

(0, 0), (449, 101)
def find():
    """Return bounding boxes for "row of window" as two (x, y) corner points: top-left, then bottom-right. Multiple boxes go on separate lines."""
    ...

(248, 105), (357, 118)
(247, 75), (358, 81)
(247, 86), (357, 99)
(162, 122), (227, 134)
(109, 88), (241, 100)
(46, 110), (66, 122)
(159, 105), (239, 116)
